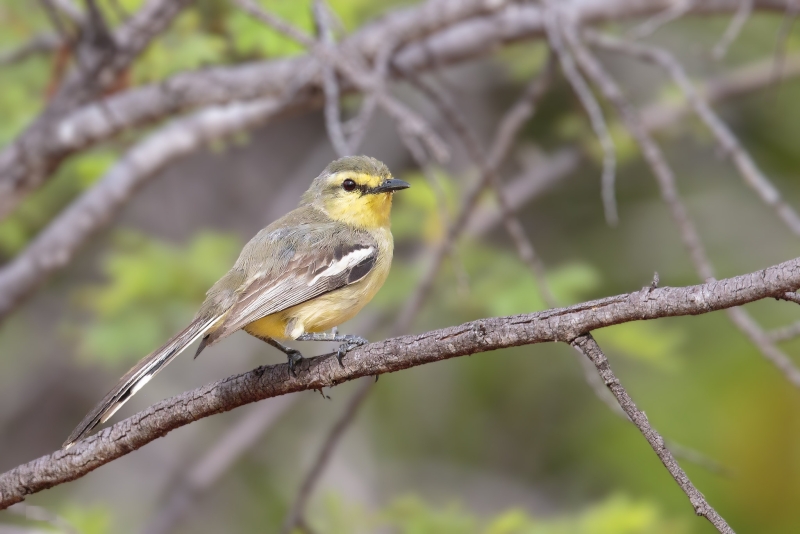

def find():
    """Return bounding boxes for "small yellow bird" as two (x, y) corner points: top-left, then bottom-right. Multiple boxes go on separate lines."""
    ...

(63, 155), (409, 449)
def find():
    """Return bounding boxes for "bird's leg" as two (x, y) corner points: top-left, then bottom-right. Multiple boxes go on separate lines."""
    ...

(295, 332), (369, 367)
(253, 335), (303, 376)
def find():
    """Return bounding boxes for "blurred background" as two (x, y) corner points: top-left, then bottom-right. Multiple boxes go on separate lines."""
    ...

(2, 0), (800, 532)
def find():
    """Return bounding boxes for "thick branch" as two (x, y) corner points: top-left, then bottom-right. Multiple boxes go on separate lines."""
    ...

(0, 0), (787, 220)
(1, 255), (799, 509)
(0, 0), (193, 219)
(0, 96), (309, 321)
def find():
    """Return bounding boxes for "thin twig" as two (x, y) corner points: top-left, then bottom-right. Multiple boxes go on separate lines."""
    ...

(279, 379), (373, 534)
(401, 70), (558, 308)
(585, 30), (800, 237)
(0, 34), (61, 66)
(544, 5), (618, 226)
(141, 397), (297, 534)
(571, 335), (735, 533)
(427, 60), (727, 474)
(712, 0), (753, 60)
(571, 29), (800, 388)
(394, 59), (555, 334)
(641, 52), (800, 131)
(313, 0), (351, 158)
(767, 319), (800, 342)
(234, 0), (449, 163)
(726, 307), (800, 386)
(565, 27), (713, 277)
(628, 0), (695, 39)
(772, 0), (799, 82)
(344, 37), (399, 151)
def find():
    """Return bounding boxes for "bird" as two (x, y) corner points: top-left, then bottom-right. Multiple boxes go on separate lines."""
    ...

(63, 155), (409, 449)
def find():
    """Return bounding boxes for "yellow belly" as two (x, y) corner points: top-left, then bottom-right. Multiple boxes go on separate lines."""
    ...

(243, 232), (392, 340)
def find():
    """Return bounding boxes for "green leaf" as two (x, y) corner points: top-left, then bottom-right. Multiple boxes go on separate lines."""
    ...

(68, 230), (241, 366)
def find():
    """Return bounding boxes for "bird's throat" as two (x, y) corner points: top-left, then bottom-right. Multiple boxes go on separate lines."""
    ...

(326, 193), (393, 229)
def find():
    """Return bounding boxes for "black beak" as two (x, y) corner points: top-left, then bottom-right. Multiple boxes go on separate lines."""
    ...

(373, 178), (410, 193)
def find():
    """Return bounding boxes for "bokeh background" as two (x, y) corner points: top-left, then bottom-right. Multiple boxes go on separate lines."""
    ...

(2, 1), (800, 533)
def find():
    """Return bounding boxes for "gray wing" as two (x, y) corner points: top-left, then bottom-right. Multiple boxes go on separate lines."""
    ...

(211, 236), (378, 339)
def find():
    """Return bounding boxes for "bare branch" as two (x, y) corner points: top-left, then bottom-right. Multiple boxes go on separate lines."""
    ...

(1, 255), (799, 510)
(544, 6), (618, 226)
(313, 0), (351, 158)
(0, 0), (194, 220)
(712, 0), (753, 60)
(234, 0), (449, 163)
(566, 26), (718, 278)
(570, 29), (800, 387)
(628, 0), (695, 39)
(571, 334), (734, 533)
(0, 96), (307, 322)
(767, 319), (800, 342)
(641, 52), (800, 130)
(0, 34), (61, 66)
(142, 397), (297, 534)
(585, 31), (800, 237)
(280, 378), (373, 534)
(1, 0), (788, 222)
(402, 69), (558, 307)
(395, 61), (555, 333)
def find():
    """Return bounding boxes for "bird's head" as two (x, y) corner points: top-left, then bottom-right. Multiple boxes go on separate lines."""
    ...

(302, 155), (410, 229)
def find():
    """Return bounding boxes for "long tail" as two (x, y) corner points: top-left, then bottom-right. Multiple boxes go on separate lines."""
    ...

(63, 316), (217, 449)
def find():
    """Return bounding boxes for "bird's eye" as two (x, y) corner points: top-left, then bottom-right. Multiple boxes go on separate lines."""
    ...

(342, 179), (357, 192)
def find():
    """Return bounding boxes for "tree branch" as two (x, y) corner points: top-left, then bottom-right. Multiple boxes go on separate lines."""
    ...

(0, 95), (310, 321)
(1, 255), (799, 510)
(0, 0), (194, 220)
(571, 334), (734, 533)
(0, 0), (788, 221)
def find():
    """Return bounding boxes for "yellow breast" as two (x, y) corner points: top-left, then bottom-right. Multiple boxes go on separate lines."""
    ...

(243, 227), (394, 340)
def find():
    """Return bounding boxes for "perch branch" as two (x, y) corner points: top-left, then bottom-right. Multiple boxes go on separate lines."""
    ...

(1, 255), (799, 510)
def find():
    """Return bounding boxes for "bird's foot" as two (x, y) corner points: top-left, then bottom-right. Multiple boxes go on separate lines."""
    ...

(335, 335), (368, 367)
(286, 348), (304, 377)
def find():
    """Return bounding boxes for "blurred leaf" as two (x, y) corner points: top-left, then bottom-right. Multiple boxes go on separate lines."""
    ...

(0, 149), (117, 257)
(310, 493), (687, 534)
(392, 170), (459, 243)
(496, 42), (549, 83)
(594, 321), (685, 371)
(68, 230), (241, 366)
(453, 241), (602, 317)
(60, 504), (112, 534)
(382, 496), (477, 533)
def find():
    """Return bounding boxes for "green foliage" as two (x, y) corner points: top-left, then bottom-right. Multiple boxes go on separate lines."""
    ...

(594, 321), (685, 370)
(307, 494), (688, 534)
(0, 149), (117, 258)
(68, 230), (241, 366)
(60, 504), (112, 534)
(391, 170), (460, 243)
(457, 242), (599, 316)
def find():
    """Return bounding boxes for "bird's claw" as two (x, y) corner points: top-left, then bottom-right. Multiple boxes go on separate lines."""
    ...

(335, 335), (368, 367)
(286, 348), (304, 377)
